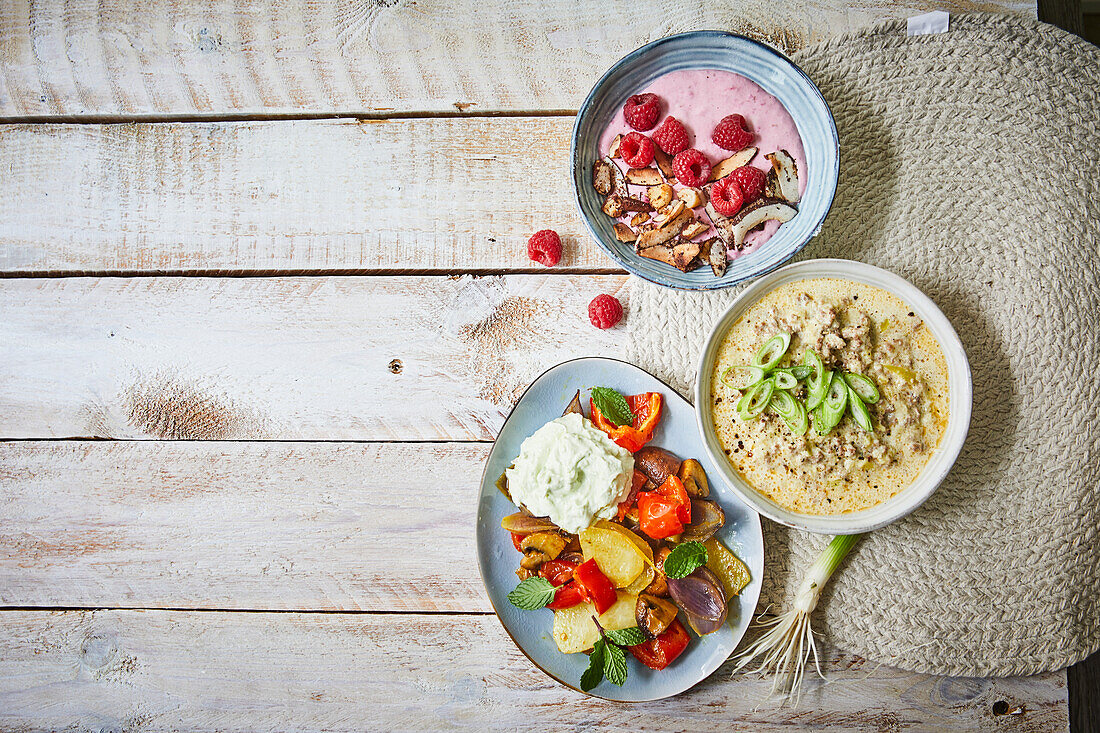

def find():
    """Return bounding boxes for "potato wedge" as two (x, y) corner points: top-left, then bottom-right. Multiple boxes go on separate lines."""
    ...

(703, 537), (751, 597)
(580, 525), (647, 588)
(552, 592), (639, 653)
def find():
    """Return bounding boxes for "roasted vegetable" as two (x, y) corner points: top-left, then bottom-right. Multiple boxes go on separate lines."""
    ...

(580, 523), (649, 589)
(636, 593), (678, 640)
(667, 565), (727, 633)
(633, 446), (682, 486)
(562, 390), (584, 417)
(552, 592), (638, 653)
(519, 532), (567, 570)
(680, 499), (725, 543)
(500, 513), (559, 535)
(703, 537), (751, 597)
(629, 618), (690, 670)
(677, 459), (710, 498)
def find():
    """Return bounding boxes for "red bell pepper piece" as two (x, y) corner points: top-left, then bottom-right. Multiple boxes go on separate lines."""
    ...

(538, 559), (578, 587)
(628, 618), (690, 670)
(636, 492), (684, 540)
(657, 475), (691, 524)
(590, 392), (664, 453)
(510, 532), (526, 552)
(573, 558), (617, 614)
(546, 581), (585, 610)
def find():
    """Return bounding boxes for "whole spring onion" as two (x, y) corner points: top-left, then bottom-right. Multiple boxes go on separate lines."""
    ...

(731, 534), (864, 707)
(752, 333), (792, 371)
(737, 378), (775, 420)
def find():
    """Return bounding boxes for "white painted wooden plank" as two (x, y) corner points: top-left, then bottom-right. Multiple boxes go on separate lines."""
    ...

(0, 610), (1068, 732)
(0, 275), (629, 440)
(0, 119), (615, 274)
(0, 0), (1035, 117)
(0, 441), (488, 612)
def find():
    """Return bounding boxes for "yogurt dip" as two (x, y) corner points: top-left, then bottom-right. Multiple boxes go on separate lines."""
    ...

(599, 68), (807, 258)
(505, 413), (634, 534)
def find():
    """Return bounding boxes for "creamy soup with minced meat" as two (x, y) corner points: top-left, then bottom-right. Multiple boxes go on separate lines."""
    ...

(710, 278), (949, 515)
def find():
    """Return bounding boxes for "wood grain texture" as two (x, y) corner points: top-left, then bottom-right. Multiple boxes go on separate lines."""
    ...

(0, 610), (1069, 732)
(0, 0), (1035, 117)
(0, 118), (616, 274)
(0, 274), (628, 440)
(0, 441), (489, 612)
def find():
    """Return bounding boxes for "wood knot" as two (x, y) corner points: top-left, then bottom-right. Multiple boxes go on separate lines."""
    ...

(388, 359), (403, 374)
(992, 700), (1024, 716)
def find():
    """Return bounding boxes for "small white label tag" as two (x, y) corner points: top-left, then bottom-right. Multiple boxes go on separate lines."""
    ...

(907, 11), (950, 36)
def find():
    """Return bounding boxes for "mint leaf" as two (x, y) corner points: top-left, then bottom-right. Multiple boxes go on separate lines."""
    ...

(590, 387), (634, 427)
(603, 641), (628, 686)
(663, 541), (708, 579)
(507, 577), (555, 610)
(580, 640), (606, 692)
(604, 626), (646, 647)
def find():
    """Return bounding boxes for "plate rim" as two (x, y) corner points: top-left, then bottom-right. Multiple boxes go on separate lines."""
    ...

(475, 355), (764, 701)
(569, 29), (840, 291)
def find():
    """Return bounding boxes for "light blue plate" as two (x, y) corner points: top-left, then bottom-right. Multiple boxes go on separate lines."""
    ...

(475, 357), (764, 701)
(571, 31), (839, 290)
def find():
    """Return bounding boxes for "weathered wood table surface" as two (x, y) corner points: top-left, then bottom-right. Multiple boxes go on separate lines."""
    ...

(0, 1), (1087, 730)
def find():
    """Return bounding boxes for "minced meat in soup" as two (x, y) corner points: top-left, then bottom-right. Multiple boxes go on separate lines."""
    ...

(711, 278), (949, 514)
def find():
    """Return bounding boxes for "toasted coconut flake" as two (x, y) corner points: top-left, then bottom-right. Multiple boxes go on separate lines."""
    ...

(602, 195), (624, 218)
(671, 237), (704, 272)
(716, 199), (798, 251)
(765, 150), (800, 203)
(637, 207), (693, 249)
(620, 196), (654, 213)
(608, 134), (622, 159)
(631, 212), (650, 227)
(677, 187), (705, 209)
(680, 220), (708, 240)
(592, 159), (614, 196)
(639, 243), (677, 266)
(613, 222), (637, 243)
(648, 183), (674, 210)
(705, 235), (728, 277)
(626, 167), (664, 186)
(652, 200), (686, 225)
(709, 147), (758, 182)
(653, 148), (675, 179)
(764, 168), (782, 200)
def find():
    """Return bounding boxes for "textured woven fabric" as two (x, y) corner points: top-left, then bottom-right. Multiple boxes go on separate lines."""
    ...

(625, 14), (1100, 676)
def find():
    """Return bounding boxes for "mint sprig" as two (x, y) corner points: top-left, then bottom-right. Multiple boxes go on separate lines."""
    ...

(580, 621), (647, 692)
(663, 541), (708, 579)
(590, 387), (635, 427)
(507, 577), (555, 610)
(581, 640), (606, 692)
(603, 626), (646, 647)
(603, 642), (628, 686)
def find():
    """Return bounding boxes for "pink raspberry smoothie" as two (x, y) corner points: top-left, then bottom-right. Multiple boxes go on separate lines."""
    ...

(599, 68), (806, 259)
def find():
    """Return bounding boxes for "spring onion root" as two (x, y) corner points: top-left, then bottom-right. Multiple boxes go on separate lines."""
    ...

(731, 533), (864, 707)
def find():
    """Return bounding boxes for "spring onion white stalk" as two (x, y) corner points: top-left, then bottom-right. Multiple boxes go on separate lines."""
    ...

(731, 534), (864, 707)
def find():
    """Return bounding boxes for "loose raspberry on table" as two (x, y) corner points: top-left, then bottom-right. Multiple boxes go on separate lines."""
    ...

(651, 117), (690, 155)
(730, 165), (767, 204)
(671, 148), (711, 188)
(619, 132), (655, 168)
(711, 114), (753, 151)
(527, 229), (562, 267)
(623, 94), (660, 131)
(710, 177), (744, 217)
(588, 294), (623, 329)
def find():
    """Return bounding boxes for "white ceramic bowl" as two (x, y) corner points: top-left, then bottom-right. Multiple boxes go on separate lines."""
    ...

(694, 259), (973, 534)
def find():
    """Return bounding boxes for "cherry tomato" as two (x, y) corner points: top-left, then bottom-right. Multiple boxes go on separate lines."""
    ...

(637, 492), (685, 539)
(628, 618), (690, 670)
(546, 581), (585, 610)
(538, 559), (578, 587)
(573, 559), (617, 614)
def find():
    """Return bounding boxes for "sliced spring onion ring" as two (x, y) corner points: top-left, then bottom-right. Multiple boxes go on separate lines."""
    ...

(770, 390), (809, 436)
(776, 365), (812, 382)
(843, 372), (880, 404)
(847, 383), (874, 431)
(751, 332), (791, 371)
(772, 370), (798, 391)
(814, 374), (848, 435)
(803, 350), (828, 410)
(737, 378), (775, 421)
(721, 364), (766, 390)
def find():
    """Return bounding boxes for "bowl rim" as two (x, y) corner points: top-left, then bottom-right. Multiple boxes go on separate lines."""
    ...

(693, 258), (974, 534)
(569, 29), (840, 291)
(475, 355), (764, 701)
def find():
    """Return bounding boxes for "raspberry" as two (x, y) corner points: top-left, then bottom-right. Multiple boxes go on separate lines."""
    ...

(651, 117), (690, 155)
(711, 114), (753, 151)
(527, 229), (562, 267)
(588, 294), (623, 329)
(710, 177), (744, 217)
(622, 94), (660, 131)
(619, 132), (655, 168)
(730, 165), (767, 204)
(671, 149), (711, 187)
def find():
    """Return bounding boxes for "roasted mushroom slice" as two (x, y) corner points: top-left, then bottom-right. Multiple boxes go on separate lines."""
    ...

(626, 167), (664, 186)
(518, 531), (568, 570)
(709, 146), (758, 182)
(636, 593), (679, 640)
(613, 222), (637, 243)
(765, 149), (801, 203)
(677, 459), (710, 497)
(645, 546), (671, 597)
(634, 446), (682, 485)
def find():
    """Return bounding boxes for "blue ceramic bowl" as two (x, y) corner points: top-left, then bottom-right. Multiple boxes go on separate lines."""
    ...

(571, 31), (839, 290)
(475, 358), (764, 701)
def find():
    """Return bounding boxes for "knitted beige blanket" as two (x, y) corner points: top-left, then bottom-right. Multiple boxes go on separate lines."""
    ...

(625, 14), (1100, 676)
